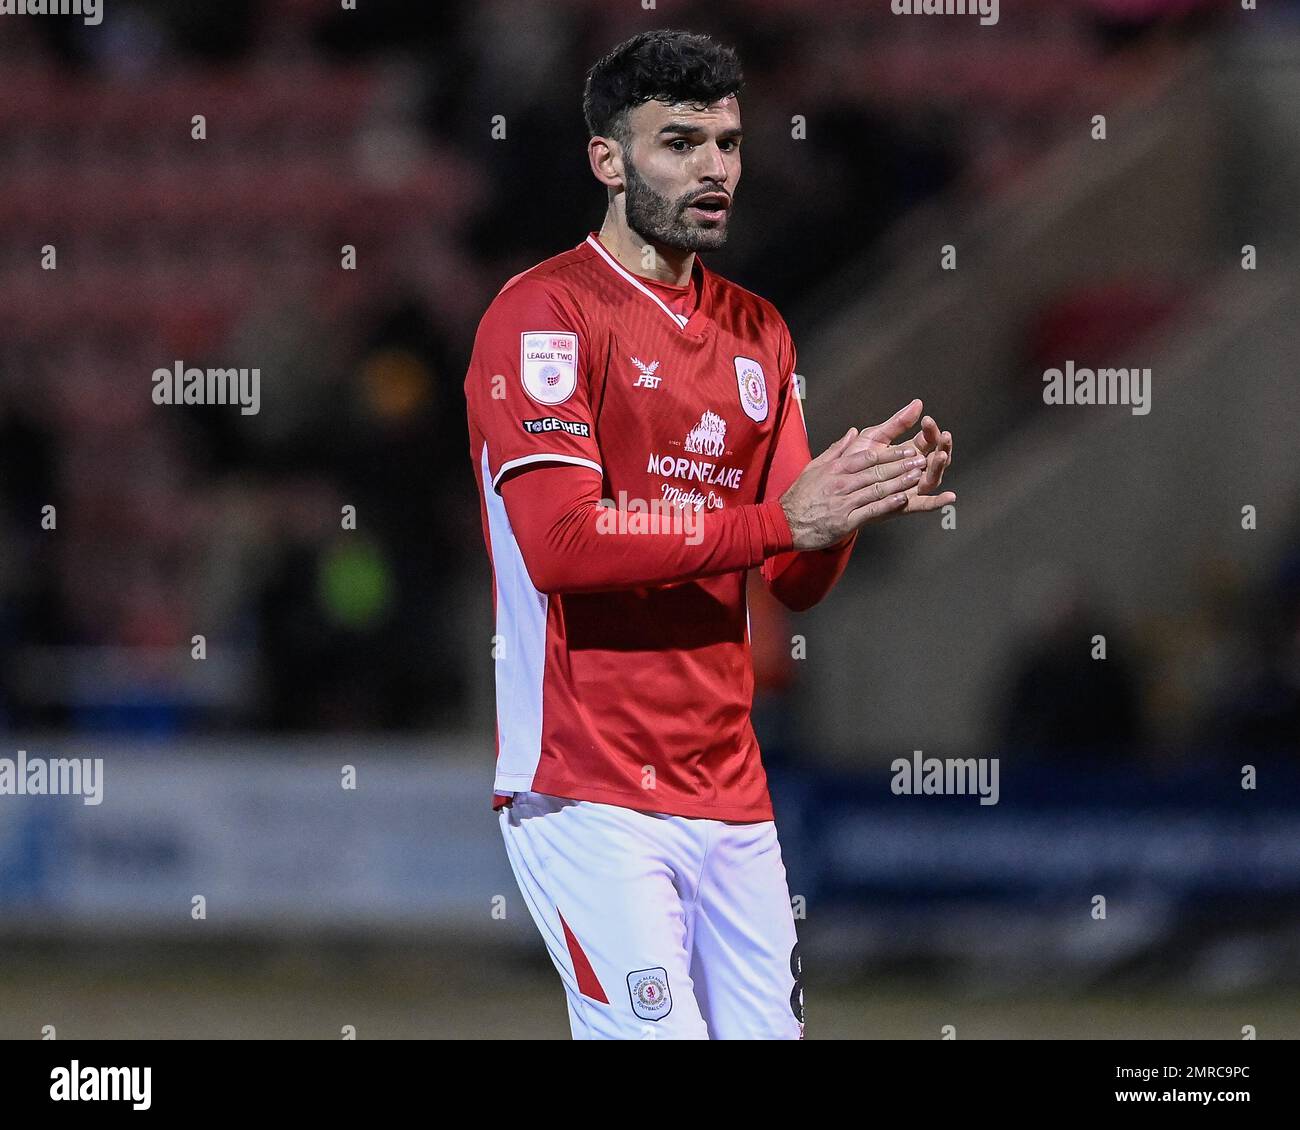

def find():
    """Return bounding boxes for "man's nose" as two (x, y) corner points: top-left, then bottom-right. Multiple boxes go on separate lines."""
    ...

(696, 142), (730, 183)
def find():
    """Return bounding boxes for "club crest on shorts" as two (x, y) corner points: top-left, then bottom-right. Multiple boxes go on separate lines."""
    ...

(734, 356), (768, 422)
(520, 331), (578, 405)
(627, 967), (672, 1021)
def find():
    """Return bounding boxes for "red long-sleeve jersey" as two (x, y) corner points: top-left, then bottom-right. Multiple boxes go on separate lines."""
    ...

(465, 232), (856, 821)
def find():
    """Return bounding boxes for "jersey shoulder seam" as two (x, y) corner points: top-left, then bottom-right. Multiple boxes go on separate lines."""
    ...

(498, 245), (600, 300)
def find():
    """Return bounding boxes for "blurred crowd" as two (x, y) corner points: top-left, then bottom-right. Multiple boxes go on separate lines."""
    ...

(995, 513), (1300, 758)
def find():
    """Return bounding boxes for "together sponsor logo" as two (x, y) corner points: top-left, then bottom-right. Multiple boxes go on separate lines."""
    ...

(0, 0), (102, 26)
(521, 416), (591, 438)
(0, 749), (103, 806)
(50, 1061), (150, 1110)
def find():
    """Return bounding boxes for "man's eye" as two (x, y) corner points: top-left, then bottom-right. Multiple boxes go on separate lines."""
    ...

(669, 140), (690, 152)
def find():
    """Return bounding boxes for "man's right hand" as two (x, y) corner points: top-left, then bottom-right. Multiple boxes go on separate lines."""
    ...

(778, 399), (943, 551)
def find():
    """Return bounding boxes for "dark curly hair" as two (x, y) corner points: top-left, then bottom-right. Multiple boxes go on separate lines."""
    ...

(582, 29), (744, 147)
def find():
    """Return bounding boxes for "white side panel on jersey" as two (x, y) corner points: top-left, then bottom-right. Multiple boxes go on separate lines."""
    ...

(482, 444), (548, 793)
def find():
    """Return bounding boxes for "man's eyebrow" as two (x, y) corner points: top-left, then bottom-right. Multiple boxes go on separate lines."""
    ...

(657, 122), (744, 140)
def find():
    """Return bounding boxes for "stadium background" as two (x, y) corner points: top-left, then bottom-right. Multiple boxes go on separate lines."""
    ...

(2, 0), (1299, 1039)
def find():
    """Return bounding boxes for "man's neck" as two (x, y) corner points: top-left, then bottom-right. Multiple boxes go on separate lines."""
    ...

(596, 213), (695, 287)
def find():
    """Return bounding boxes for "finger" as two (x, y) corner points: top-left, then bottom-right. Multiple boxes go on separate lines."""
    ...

(941, 430), (953, 469)
(866, 487), (956, 525)
(839, 441), (918, 477)
(914, 417), (949, 454)
(916, 448), (947, 494)
(898, 490), (956, 514)
(815, 427), (858, 464)
(861, 399), (923, 445)
(846, 486), (912, 528)
(843, 460), (925, 506)
(922, 415), (942, 449)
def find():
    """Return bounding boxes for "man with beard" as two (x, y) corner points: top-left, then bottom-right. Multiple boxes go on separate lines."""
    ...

(463, 28), (954, 1039)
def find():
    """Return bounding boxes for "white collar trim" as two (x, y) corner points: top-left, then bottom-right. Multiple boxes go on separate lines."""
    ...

(585, 235), (695, 331)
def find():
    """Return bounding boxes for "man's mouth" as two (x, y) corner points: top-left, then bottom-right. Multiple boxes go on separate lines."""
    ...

(686, 193), (729, 221)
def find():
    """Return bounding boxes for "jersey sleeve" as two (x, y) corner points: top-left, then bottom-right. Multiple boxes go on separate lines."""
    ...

(501, 462), (794, 595)
(758, 317), (858, 612)
(465, 275), (604, 493)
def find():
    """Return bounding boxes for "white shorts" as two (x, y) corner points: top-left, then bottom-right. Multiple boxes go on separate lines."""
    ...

(500, 790), (804, 1040)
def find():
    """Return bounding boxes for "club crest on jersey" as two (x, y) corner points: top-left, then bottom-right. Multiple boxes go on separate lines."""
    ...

(734, 356), (768, 422)
(627, 967), (672, 1021)
(631, 356), (662, 389)
(520, 331), (578, 405)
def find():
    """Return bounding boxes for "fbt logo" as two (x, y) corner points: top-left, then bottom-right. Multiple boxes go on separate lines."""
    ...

(631, 357), (662, 388)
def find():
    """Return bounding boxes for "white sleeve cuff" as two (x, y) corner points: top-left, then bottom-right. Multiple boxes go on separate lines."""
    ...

(491, 452), (604, 493)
